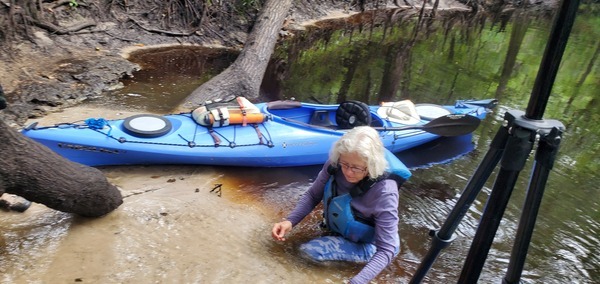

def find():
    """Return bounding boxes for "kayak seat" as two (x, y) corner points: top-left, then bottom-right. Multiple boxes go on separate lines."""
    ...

(309, 110), (335, 128)
(336, 101), (372, 129)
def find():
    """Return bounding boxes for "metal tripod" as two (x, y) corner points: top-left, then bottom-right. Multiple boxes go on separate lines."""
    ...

(409, 0), (580, 282)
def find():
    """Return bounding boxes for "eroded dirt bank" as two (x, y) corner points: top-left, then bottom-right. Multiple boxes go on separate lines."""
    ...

(1, 105), (347, 283)
(0, 0), (354, 126)
(0, 0), (488, 127)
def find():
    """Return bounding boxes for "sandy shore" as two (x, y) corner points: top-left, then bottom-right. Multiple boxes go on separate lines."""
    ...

(2, 105), (358, 283)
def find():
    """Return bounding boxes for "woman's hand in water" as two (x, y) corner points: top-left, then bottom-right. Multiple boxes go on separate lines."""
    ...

(271, 220), (292, 241)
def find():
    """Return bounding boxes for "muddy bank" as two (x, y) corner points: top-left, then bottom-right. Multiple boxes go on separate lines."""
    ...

(0, 105), (342, 283)
(0, 0), (489, 127)
(0, 0), (560, 128)
(0, 53), (139, 126)
(0, 0), (355, 127)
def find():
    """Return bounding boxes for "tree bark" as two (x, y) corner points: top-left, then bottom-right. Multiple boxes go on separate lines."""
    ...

(0, 119), (123, 217)
(0, 85), (6, 110)
(495, 12), (529, 98)
(181, 0), (294, 108)
(378, 43), (409, 102)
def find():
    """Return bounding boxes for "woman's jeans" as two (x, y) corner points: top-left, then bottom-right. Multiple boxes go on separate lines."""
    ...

(299, 236), (377, 263)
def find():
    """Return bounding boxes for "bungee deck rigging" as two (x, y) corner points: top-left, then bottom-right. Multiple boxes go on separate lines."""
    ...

(21, 98), (496, 167)
(31, 113), (277, 149)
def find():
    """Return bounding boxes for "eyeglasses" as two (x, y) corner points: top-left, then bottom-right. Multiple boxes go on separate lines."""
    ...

(338, 161), (367, 174)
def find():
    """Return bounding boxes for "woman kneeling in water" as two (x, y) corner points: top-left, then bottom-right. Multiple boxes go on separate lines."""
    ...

(272, 126), (409, 283)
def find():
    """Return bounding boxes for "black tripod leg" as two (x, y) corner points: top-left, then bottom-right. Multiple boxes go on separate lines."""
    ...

(409, 124), (509, 284)
(503, 127), (563, 283)
(458, 125), (534, 284)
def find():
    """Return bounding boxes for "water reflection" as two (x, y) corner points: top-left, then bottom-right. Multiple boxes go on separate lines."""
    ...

(0, 208), (73, 282)
(9, 8), (600, 284)
(92, 46), (238, 112)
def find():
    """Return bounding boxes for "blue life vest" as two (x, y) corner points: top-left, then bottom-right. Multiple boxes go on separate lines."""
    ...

(322, 149), (411, 243)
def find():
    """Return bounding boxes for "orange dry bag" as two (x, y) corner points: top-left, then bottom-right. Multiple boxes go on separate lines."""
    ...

(191, 96), (267, 127)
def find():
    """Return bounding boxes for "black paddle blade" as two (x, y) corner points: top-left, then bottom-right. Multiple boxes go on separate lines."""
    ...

(373, 114), (481, 136)
(421, 114), (481, 136)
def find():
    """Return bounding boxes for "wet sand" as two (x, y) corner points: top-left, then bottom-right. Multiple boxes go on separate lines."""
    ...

(1, 106), (363, 283)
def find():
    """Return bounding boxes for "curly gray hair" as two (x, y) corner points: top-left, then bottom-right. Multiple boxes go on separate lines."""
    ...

(329, 126), (388, 179)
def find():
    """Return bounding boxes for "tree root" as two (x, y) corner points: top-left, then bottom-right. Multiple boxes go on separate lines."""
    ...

(26, 16), (96, 35)
(102, 30), (137, 42)
(1, 118), (123, 217)
(128, 16), (198, 37)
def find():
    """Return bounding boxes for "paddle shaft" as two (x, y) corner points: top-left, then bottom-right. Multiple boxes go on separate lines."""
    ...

(373, 114), (481, 137)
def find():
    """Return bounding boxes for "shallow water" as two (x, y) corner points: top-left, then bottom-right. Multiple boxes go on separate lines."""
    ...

(3, 9), (599, 284)
(2, 101), (598, 283)
(0, 105), (483, 283)
(2, 106), (395, 283)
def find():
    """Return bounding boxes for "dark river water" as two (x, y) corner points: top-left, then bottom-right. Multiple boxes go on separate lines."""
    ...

(15, 8), (599, 284)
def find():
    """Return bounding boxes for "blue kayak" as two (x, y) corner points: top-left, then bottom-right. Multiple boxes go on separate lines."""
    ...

(20, 98), (496, 167)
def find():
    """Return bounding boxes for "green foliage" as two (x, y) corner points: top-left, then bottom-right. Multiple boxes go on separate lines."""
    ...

(241, 0), (258, 7)
(235, 0), (261, 13)
(276, 11), (599, 176)
(580, 0), (600, 15)
(69, 0), (78, 8)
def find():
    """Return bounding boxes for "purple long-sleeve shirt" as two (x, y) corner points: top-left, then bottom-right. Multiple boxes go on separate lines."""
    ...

(286, 162), (400, 284)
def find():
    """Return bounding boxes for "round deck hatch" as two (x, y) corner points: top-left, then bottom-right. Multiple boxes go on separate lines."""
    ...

(122, 114), (172, 138)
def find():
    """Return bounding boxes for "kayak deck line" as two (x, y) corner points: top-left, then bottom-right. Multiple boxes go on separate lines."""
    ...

(20, 98), (496, 167)
(26, 112), (278, 149)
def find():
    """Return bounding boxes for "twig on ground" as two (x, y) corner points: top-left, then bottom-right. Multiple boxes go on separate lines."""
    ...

(26, 16), (96, 35)
(128, 16), (197, 36)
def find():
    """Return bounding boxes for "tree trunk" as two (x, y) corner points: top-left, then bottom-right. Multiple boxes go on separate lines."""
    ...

(337, 45), (363, 103)
(378, 43), (409, 102)
(0, 119), (123, 217)
(181, 0), (294, 108)
(0, 85), (6, 110)
(495, 12), (529, 98)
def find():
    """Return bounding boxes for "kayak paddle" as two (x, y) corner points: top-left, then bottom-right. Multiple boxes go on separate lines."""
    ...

(374, 114), (481, 137)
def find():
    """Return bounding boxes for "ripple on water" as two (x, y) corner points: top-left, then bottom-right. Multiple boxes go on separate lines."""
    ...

(0, 206), (73, 282)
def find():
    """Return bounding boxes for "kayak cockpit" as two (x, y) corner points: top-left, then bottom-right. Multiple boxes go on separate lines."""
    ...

(264, 100), (385, 130)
